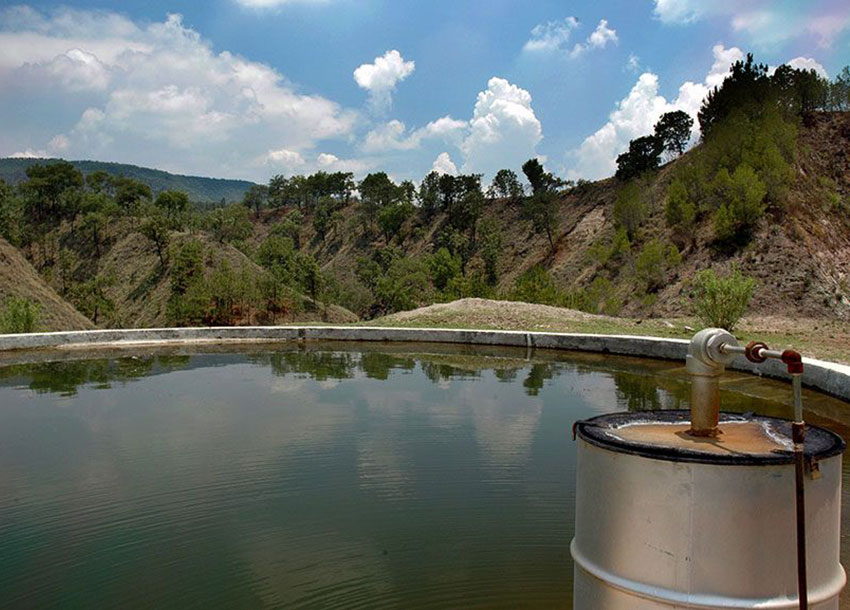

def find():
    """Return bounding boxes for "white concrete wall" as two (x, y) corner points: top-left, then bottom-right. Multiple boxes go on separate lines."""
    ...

(0, 326), (847, 403)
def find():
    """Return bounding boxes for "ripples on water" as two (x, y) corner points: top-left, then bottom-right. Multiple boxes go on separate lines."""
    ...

(0, 345), (846, 609)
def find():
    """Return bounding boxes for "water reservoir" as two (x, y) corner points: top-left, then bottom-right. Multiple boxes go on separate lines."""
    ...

(0, 342), (847, 609)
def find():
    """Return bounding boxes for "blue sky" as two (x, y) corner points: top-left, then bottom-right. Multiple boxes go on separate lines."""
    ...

(1, 0), (848, 184)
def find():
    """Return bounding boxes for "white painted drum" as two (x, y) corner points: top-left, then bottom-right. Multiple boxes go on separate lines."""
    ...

(572, 412), (845, 610)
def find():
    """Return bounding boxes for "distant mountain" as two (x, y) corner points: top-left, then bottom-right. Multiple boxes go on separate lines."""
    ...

(0, 157), (258, 204)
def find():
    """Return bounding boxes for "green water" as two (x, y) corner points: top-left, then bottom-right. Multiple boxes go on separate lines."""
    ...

(0, 344), (847, 609)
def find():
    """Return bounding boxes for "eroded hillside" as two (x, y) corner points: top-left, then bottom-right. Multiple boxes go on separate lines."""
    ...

(266, 112), (849, 321)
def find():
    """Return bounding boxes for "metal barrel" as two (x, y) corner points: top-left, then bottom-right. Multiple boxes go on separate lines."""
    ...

(572, 412), (846, 610)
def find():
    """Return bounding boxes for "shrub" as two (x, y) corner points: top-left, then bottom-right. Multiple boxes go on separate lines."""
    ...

(614, 182), (647, 239)
(635, 240), (681, 292)
(665, 179), (696, 229)
(509, 266), (563, 306)
(690, 268), (756, 331)
(1, 297), (40, 333)
(713, 163), (767, 244)
(428, 247), (462, 292)
(635, 239), (665, 291)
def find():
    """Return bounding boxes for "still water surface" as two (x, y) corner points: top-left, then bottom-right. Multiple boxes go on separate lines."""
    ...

(0, 343), (847, 609)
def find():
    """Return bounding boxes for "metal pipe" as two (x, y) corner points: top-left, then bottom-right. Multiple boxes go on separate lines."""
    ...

(686, 328), (738, 436)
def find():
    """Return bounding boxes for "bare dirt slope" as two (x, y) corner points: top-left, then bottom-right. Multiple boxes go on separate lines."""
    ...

(0, 238), (93, 331)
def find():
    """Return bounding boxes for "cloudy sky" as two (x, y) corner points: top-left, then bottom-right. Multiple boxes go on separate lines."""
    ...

(1, 0), (848, 184)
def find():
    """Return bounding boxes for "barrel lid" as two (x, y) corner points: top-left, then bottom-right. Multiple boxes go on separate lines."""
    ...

(575, 411), (846, 465)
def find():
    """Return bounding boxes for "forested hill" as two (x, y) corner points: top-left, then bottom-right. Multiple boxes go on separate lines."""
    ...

(0, 158), (256, 204)
(0, 55), (848, 334)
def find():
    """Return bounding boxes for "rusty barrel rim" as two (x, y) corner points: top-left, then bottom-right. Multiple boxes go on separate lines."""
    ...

(575, 410), (846, 466)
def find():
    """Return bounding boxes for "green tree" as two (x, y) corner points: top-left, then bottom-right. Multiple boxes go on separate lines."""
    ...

(74, 274), (115, 324)
(271, 211), (303, 249)
(690, 268), (756, 331)
(167, 240), (207, 324)
(359, 172), (398, 230)
(428, 247), (462, 292)
(155, 190), (189, 220)
(374, 256), (433, 314)
(113, 176), (152, 213)
(446, 174), (485, 234)
(417, 171), (441, 220)
(0, 179), (23, 245)
(521, 159), (563, 195)
(295, 253), (325, 308)
(0, 297), (40, 333)
(170, 240), (205, 295)
(257, 235), (297, 284)
(829, 66), (850, 110)
(80, 210), (108, 257)
(141, 212), (171, 265)
(377, 200), (414, 243)
(653, 110), (693, 156)
(477, 217), (503, 285)
(615, 135), (663, 180)
(85, 170), (112, 194)
(699, 54), (772, 137)
(522, 159), (546, 195)
(208, 204), (252, 244)
(56, 247), (79, 295)
(21, 161), (84, 225)
(312, 199), (335, 242)
(242, 184), (269, 217)
(488, 169), (524, 203)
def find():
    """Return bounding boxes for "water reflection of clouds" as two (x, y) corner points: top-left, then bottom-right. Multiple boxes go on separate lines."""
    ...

(459, 378), (543, 472)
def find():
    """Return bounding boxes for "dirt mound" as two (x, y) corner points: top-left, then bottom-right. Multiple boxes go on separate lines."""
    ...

(0, 238), (93, 331)
(374, 298), (614, 330)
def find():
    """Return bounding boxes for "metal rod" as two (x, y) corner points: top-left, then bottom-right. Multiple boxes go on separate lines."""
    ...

(720, 343), (784, 361)
(793, 373), (804, 423)
(718, 338), (809, 608)
(792, 373), (807, 610)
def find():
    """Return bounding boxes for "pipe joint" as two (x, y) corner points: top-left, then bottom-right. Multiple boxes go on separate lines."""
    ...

(685, 329), (738, 437)
(686, 328), (738, 375)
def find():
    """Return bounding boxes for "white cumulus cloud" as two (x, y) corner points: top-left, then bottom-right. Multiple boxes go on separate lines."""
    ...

(0, 7), (358, 180)
(353, 49), (415, 113)
(460, 77), (543, 177)
(524, 17), (617, 58)
(523, 17), (579, 53)
(432, 152), (457, 175)
(570, 19), (618, 57)
(361, 116), (467, 153)
(786, 57), (828, 78)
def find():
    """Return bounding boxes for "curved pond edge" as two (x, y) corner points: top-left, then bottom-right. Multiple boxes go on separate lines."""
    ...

(0, 326), (848, 403)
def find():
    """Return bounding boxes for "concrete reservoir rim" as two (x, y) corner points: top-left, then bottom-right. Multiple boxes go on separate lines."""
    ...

(0, 326), (848, 403)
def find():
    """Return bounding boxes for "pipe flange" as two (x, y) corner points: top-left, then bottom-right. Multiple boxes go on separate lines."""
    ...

(745, 341), (769, 363)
